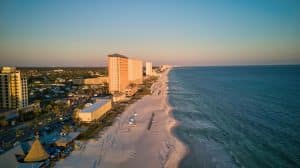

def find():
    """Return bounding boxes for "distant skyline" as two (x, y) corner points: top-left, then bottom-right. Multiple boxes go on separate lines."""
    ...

(0, 0), (300, 66)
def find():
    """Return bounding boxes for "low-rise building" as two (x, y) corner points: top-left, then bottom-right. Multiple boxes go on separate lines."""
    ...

(0, 102), (41, 126)
(19, 102), (40, 113)
(53, 69), (64, 73)
(112, 93), (129, 102)
(73, 77), (108, 85)
(55, 78), (65, 83)
(54, 99), (71, 106)
(77, 98), (112, 123)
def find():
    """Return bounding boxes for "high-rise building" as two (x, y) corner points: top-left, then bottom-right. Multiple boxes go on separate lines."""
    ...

(0, 67), (28, 110)
(108, 54), (129, 93)
(146, 61), (153, 76)
(128, 58), (143, 84)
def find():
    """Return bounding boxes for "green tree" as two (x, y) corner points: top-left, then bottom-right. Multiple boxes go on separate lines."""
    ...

(72, 109), (80, 125)
(33, 108), (42, 116)
(0, 116), (8, 127)
(62, 124), (72, 134)
(52, 105), (60, 116)
(45, 104), (53, 113)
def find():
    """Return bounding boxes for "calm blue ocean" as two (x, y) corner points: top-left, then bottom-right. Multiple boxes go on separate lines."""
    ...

(168, 65), (300, 168)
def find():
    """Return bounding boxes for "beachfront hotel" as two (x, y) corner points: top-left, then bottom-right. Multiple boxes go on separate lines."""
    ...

(128, 58), (143, 84)
(0, 67), (28, 110)
(146, 61), (153, 76)
(108, 54), (144, 93)
(77, 98), (112, 123)
(108, 54), (129, 93)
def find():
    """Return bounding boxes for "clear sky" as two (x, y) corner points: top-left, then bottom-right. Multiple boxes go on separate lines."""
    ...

(0, 0), (299, 66)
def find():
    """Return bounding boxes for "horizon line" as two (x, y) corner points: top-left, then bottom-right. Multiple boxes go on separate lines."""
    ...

(2, 63), (299, 69)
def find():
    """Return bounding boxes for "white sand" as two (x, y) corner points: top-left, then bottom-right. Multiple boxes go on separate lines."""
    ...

(56, 68), (188, 168)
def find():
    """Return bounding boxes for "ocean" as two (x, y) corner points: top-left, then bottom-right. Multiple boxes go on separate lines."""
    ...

(168, 65), (300, 168)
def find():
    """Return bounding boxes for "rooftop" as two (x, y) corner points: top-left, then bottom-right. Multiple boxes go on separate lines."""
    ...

(0, 66), (18, 73)
(81, 98), (111, 113)
(107, 53), (128, 59)
(24, 138), (49, 162)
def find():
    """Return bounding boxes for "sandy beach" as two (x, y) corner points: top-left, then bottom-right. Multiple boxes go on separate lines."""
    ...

(56, 68), (187, 168)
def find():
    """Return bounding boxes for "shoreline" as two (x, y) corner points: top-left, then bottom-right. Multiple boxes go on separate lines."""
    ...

(56, 68), (188, 168)
(164, 68), (189, 168)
